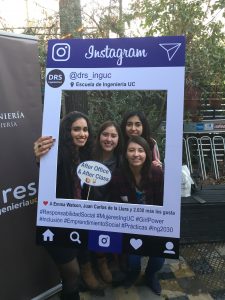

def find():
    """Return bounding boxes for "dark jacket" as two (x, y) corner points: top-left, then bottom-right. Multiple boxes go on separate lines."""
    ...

(109, 165), (164, 206)
(56, 148), (77, 199)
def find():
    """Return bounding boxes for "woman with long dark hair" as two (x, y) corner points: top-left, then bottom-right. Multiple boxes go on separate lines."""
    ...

(109, 136), (164, 295)
(92, 120), (123, 200)
(120, 111), (161, 165)
(89, 120), (125, 285)
(34, 111), (103, 300)
(94, 120), (122, 164)
(110, 135), (163, 205)
(56, 111), (93, 199)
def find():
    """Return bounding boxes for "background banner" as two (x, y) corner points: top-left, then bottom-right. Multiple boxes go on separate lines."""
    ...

(0, 32), (59, 300)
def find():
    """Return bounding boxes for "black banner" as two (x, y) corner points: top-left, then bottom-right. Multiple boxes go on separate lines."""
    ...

(0, 32), (59, 300)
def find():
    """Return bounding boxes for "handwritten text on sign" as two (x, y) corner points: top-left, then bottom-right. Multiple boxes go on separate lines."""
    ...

(77, 161), (111, 187)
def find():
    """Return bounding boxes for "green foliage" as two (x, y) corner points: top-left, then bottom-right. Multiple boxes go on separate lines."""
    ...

(87, 90), (167, 138)
(18, 0), (224, 129)
(22, 13), (60, 89)
(81, 0), (126, 38)
(59, 0), (82, 37)
(128, 0), (225, 92)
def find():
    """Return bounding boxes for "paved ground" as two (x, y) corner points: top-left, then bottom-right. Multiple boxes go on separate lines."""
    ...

(47, 242), (225, 300)
(168, 242), (225, 300)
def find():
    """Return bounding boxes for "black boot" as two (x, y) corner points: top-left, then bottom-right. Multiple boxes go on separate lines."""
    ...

(124, 269), (141, 288)
(60, 289), (80, 300)
(145, 274), (162, 296)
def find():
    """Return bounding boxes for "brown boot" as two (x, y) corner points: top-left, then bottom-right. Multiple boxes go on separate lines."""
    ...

(80, 262), (103, 290)
(97, 257), (112, 284)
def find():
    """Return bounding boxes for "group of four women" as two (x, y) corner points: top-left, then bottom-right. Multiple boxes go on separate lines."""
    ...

(34, 111), (164, 300)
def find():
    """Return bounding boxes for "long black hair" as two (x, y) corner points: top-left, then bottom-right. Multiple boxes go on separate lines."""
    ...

(120, 111), (155, 150)
(122, 135), (152, 190)
(58, 111), (93, 163)
(56, 111), (93, 198)
(93, 120), (123, 162)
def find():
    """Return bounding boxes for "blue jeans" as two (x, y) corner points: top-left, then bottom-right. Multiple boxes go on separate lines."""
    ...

(128, 255), (165, 279)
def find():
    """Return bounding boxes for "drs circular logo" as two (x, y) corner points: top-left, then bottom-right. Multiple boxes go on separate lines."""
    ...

(47, 69), (65, 88)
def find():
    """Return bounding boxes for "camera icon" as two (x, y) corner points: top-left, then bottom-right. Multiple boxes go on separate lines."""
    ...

(98, 234), (110, 248)
(52, 43), (71, 61)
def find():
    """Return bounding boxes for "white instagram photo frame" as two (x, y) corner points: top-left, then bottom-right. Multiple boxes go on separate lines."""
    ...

(37, 37), (185, 244)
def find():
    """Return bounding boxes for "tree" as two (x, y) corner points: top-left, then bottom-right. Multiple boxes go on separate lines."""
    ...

(81, 0), (126, 38)
(22, 13), (60, 91)
(59, 0), (89, 115)
(128, 0), (225, 117)
(59, 0), (82, 38)
(18, 1), (170, 136)
(59, 1), (167, 135)
(88, 90), (166, 137)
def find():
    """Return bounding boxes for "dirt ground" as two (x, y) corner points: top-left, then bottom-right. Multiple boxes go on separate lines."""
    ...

(201, 176), (225, 187)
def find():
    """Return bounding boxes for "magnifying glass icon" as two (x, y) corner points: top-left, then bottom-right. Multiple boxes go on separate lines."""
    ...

(70, 231), (81, 244)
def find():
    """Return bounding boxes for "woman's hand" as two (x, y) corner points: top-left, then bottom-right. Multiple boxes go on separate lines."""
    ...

(152, 159), (162, 168)
(34, 136), (55, 163)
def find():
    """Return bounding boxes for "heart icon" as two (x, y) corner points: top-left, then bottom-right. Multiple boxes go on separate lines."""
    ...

(43, 201), (48, 206)
(130, 238), (143, 250)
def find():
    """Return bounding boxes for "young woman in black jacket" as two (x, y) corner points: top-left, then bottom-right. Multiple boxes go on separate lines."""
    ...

(34, 111), (103, 299)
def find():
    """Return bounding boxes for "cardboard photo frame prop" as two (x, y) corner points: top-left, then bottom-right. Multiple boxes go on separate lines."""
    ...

(37, 36), (185, 258)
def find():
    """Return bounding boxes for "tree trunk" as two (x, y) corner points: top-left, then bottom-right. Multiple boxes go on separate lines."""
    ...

(59, 0), (82, 37)
(59, 0), (88, 116)
(118, 0), (125, 37)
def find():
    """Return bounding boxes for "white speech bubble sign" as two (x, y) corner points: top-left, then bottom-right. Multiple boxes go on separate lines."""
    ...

(77, 160), (111, 187)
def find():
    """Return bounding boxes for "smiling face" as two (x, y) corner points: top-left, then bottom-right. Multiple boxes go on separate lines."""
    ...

(126, 115), (143, 137)
(71, 118), (89, 147)
(99, 125), (119, 154)
(126, 141), (146, 168)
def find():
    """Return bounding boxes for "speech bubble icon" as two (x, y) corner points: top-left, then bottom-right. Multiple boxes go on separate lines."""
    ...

(77, 160), (111, 187)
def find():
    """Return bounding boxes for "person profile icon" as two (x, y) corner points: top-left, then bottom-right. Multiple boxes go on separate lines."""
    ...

(163, 241), (175, 254)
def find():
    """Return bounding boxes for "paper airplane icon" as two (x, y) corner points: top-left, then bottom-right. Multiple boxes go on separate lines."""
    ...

(159, 43), (182, 61)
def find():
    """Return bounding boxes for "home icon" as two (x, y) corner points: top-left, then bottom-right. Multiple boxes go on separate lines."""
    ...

(42, 229), (54, 242)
